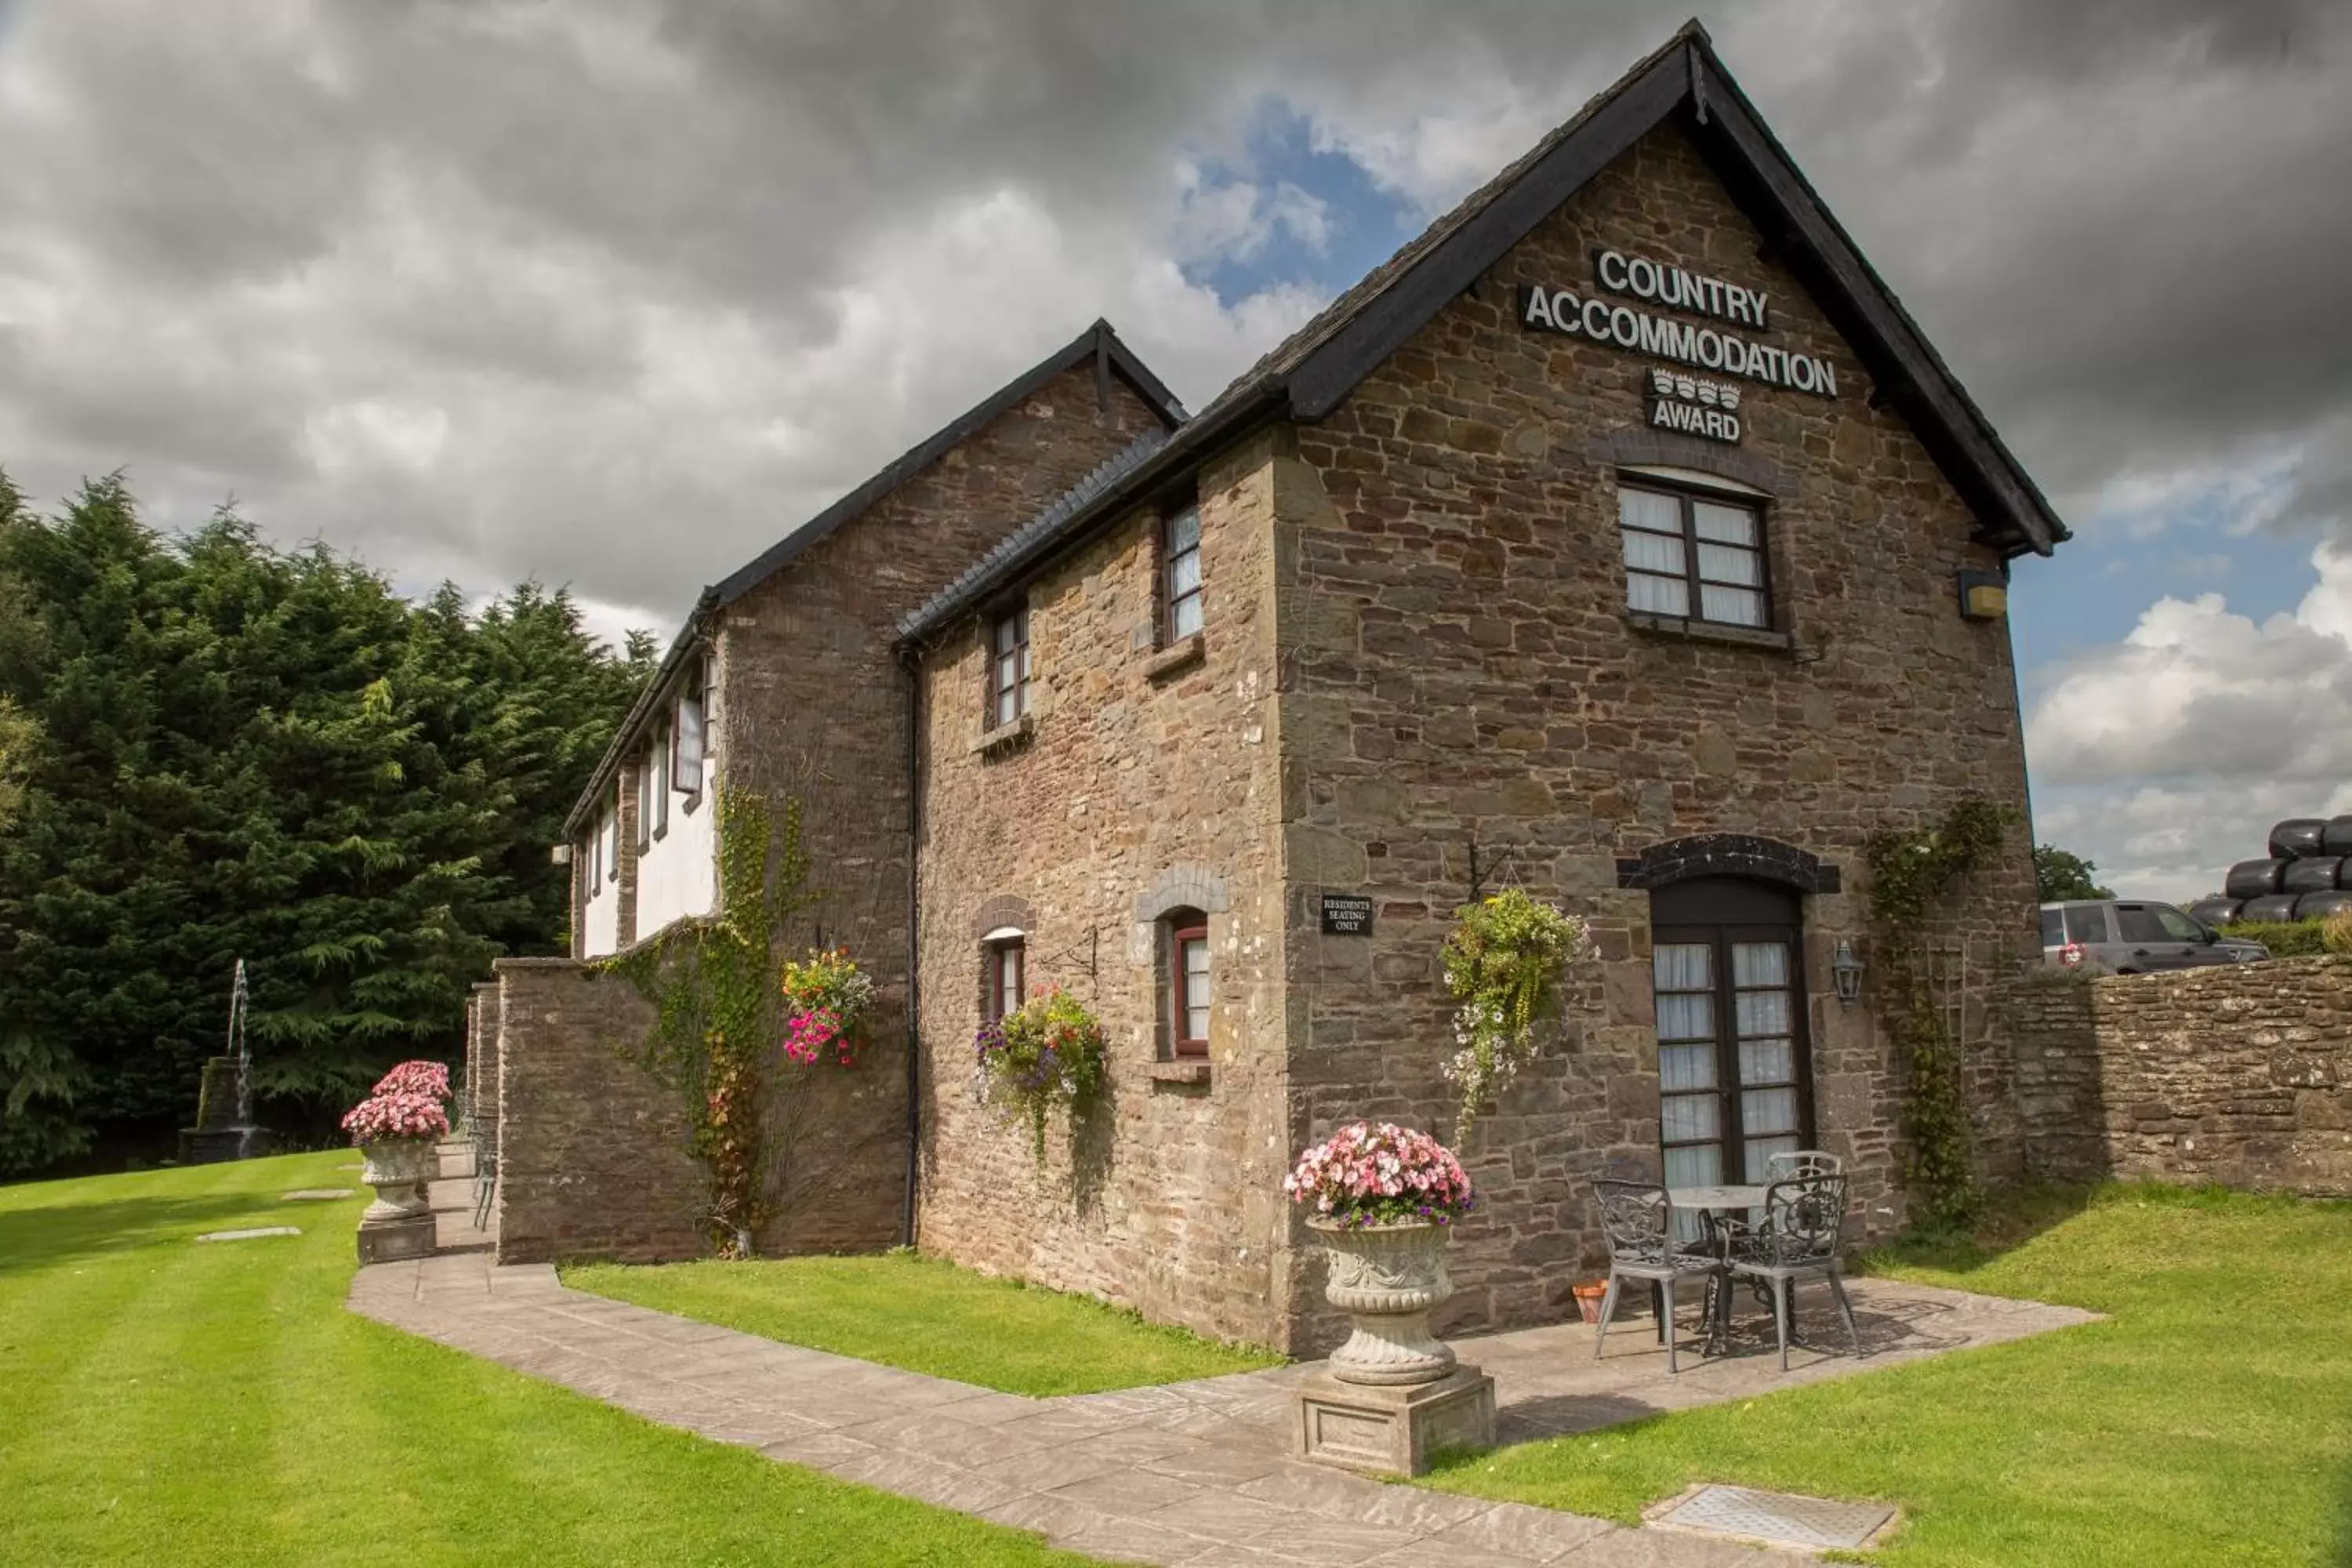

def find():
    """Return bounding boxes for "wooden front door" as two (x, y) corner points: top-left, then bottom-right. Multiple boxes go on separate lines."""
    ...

(1650, 876), (1813, 1189)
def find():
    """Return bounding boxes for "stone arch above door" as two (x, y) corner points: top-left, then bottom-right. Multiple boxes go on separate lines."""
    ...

(1614, 833), (1841, 895)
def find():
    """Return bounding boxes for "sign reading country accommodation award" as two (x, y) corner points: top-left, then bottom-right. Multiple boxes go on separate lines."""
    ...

(1319, 895), (1374, 936)
(1519, 247), (1840, 444)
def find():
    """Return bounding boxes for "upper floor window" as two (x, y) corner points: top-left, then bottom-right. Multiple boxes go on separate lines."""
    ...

(1167, 909), (1209, 1058)
(990, 608), (1031, 727)
(1618, 482), (1769, 629)
(984, 932), (1026, 1023)
(1164, 507), (1203, 641)
(633, 750), (654, 851)
(673, 664), (706, 804)
(599, 793), (619, 884)
(582, 833), (599, 898)
(650, 723), (670, 839)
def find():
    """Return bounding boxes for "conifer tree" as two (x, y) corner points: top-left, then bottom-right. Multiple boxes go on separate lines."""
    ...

(0, 472), (650, 1171)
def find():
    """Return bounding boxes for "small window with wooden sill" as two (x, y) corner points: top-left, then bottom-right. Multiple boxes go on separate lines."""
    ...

(1618, 481), (1770, 630)
(1163, 507), (1203, 642)
(1164, 911), (1209, 1058)
(983, 933), (1026, 1024)
(673, 665), (706, 808)
(989, 608), (1032, 728)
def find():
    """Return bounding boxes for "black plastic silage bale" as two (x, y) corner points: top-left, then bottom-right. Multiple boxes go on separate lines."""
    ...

(2269, 818), (2328, 858)
(2224, 858), (2288, 900)
(2187, 897), (2242, 927)
(2285, 856), (2344, 894)
(2237, 892), (2302, 924)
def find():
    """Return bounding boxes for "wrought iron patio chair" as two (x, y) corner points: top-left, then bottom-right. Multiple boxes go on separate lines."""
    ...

(1762, 1149), (1842, 1181)
(470, 1124), (499, 1232)
(1592, 1178), (1726, 1374)
(1722, 1172), (1860, 1371)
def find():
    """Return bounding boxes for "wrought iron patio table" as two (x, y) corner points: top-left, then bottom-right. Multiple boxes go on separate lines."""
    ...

(1668, 1185), (1767, 1355)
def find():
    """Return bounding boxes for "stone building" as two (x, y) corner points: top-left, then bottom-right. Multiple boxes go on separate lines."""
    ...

(499, 22), (2068, 1354)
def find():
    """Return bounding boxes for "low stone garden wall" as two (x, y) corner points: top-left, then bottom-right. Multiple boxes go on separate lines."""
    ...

(492, 957), (704, 1265)
(2008, 956), (2352, 1195)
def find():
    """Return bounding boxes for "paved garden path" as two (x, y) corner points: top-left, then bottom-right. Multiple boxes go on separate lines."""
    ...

(349, 1178), (2095, 1566)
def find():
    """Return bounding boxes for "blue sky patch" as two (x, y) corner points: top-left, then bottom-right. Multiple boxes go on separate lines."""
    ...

(1178, 99), (1424, 309)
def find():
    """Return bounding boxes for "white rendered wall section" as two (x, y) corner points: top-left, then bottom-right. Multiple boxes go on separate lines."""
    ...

(581, 868), (620, 957)
(633, 750), (717, 937)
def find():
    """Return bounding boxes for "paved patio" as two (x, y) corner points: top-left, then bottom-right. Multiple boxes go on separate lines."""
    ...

(350, 1167), (2095, 1566)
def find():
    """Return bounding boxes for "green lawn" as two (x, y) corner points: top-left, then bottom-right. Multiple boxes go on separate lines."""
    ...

(1424, 1182), (2352, 1566)
(565, 1251), (1284, 1397)
(0, 1151), (1103, 1568)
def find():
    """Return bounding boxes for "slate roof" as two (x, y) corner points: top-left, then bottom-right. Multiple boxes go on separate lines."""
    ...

(896, 430), (1172, 641)
(895, 18), (2067, 650)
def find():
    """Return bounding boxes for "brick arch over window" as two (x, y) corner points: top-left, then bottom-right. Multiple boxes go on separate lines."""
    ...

(1584, 430), (1791, 497)
(972, 894), (1035, 940)
(1132, 864), (1230, 923)
(1614, 833), (1841, 895)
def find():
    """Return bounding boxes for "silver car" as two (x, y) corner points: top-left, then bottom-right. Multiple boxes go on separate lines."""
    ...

(2039, 899), (2270, 973)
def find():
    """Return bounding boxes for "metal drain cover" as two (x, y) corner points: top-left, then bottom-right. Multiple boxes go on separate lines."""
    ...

(195, 1226), (301, 1243)
(1653, 1484), (1894, 1550)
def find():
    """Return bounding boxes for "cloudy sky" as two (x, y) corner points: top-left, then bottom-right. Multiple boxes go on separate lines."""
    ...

(2, 1), (2347, 899)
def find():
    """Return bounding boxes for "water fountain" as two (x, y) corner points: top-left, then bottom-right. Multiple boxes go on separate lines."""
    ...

(176, 959), (274, 1164)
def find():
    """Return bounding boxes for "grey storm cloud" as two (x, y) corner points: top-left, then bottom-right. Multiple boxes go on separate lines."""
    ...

(1, 0), (2349, 627)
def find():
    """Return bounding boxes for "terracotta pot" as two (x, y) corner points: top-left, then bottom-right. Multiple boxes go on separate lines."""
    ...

(1308, 1217), (1457, 1387)
(1572, 1279), (1610, 1324)
(358, 1139), (434, 1222)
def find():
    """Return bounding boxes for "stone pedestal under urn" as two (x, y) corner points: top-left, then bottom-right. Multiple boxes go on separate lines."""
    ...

(354, 1139), (437, 1264)
(1295, 1218), (1495, 1475)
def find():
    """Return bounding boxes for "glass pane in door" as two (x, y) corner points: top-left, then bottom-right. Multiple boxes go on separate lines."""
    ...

(1653, 942), (1724, 1236)
(1732, 940), (1801, 1179)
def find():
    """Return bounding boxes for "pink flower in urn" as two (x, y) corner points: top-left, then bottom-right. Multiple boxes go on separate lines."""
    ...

(1285, 1123), (1475, 1228)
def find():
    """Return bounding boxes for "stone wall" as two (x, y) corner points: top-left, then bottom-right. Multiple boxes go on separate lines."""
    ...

(911, 430), (1297, 1352)
(1271, 118), (2039, 1347)
(713, 361), (1169, 1258)
(2009, 958), (2352, 1194)
(467, 980), (499, 1149)
(492, 956), (702, 1264)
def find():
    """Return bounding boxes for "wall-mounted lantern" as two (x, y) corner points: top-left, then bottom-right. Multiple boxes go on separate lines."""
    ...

(1956, 567), (2008, 621)
(1830, 938), (1865, 1007)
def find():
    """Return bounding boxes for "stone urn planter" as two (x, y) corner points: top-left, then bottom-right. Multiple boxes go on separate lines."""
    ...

(358, 1139), (434, 1222)
(1309, 1217), (1459, 1386)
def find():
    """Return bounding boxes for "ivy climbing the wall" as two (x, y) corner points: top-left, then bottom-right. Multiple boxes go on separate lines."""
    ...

(597, 788), (814, 1258)
(1862, 796), (2016, 1232)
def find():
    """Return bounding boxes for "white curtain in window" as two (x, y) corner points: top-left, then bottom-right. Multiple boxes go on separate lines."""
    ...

(674, 678), (706, 794)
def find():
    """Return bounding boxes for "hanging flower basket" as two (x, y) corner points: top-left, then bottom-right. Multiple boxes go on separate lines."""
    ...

(1439, 889), (1599, 1134)
(779, 946), (876, 1067)
(974, 985), (1106, 1163)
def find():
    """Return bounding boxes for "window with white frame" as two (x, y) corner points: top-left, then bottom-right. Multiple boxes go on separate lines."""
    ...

(673, 664), (706, 807)
(650, 722), (670, 838)
(600, 793), (619, 884)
